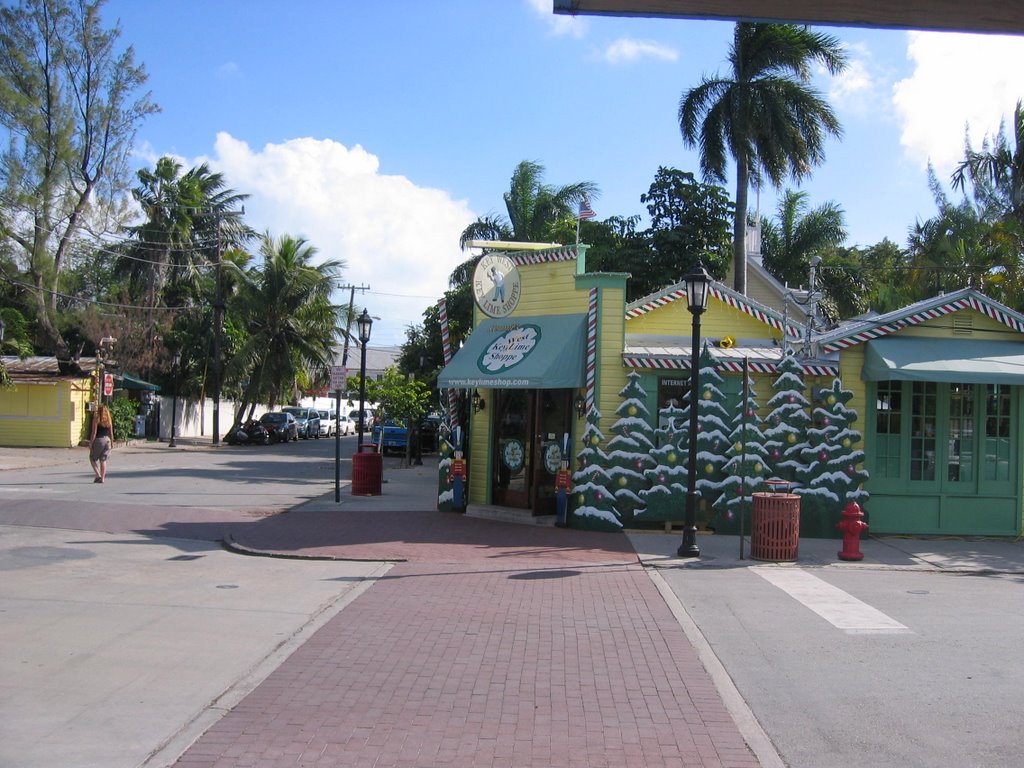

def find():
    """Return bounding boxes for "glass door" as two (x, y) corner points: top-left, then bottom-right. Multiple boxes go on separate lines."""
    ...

(531, 389), (574, 515)
(493, 389), (532, 508)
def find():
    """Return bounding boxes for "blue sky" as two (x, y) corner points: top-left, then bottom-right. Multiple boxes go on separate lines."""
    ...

(105, 0), (1024, 346)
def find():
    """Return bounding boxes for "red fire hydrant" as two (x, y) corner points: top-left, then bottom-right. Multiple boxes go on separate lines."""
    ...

(836, 501), (868, 561)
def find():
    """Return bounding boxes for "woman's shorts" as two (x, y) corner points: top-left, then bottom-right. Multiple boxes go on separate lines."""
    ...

(90, 436), (111, 462)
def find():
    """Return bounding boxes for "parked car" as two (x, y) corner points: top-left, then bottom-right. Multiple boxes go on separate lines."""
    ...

(259, 411), (299, 443)
(369, 416), (439, 456)
(336, 413), (353, 435)
(317, 409), (337, 437)
(372, 418), (408, 455)
(282, 406), (320, 439)
(348, 408), (374, 432)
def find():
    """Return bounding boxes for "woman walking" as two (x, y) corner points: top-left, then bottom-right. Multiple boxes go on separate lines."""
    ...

(89, 404), (114, 483)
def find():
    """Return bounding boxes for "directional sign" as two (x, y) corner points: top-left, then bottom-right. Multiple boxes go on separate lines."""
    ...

(103, 373), (114, 397)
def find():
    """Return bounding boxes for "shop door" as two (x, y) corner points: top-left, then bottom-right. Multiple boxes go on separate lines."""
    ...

(492, 389), (574, 513)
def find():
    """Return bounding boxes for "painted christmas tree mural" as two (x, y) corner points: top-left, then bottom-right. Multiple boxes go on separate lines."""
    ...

(713, 371), (770, 533)
(692, 346), (730, 525)
(606, 371), (656, 521)
(636, 399), (689, 524)
(763, 353), (812, 486)
(796, 378), (870, 536)
(572, 405), (622, 531)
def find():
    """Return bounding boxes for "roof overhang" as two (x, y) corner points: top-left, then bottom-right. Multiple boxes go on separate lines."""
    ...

(553, 0), (1024, 35)
(863, 337), (1024, 384)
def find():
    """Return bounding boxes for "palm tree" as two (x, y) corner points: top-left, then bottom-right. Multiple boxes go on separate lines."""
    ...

(118, 157), (251, 306)
(678, 22), (847, 295)
(454, 160), (598, 285)
(226, 233), (344, 425)
(761, 189), (846, 287)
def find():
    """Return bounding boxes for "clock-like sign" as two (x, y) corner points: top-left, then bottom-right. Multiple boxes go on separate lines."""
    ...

(472, 254), (521, 317)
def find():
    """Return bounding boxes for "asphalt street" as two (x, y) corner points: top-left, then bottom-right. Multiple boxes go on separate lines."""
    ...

(2, 437), (1024, 767)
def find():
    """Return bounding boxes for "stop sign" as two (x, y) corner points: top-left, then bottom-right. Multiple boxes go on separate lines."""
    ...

(103, 373), (114, 397)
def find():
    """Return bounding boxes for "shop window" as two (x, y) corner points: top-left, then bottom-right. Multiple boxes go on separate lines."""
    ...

(910, 382), (937, 481)
(947, 384), (974, 483)
(875, 381), (902, 479)
(984, 384), (1011, 482)
(657, 377), (689, 428)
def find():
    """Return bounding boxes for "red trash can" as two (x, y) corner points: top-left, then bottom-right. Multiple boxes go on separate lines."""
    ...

(351, 444), (382, 496)
(750, 490), (800, 561)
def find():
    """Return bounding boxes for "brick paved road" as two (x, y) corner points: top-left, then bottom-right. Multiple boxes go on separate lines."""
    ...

(172, 506), (758, 767)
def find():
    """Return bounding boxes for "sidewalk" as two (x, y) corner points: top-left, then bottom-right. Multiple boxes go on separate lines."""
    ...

(171, 463), (763, 768)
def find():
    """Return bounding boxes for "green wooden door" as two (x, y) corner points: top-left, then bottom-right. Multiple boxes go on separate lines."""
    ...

(868, 381), (1020, 535)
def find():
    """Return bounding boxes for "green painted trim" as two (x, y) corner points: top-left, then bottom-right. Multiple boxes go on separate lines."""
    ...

(575, 244), (589, 274)
(576, 272), (629, 290)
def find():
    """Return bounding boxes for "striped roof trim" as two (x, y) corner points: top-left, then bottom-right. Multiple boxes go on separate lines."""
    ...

(625, 281), (803, 338)
(622, 351), (837, 377)
(821, 291), (1024, 352)
(508, 246), (582, 265)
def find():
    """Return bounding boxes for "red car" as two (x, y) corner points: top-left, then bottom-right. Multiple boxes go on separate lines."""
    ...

(259, 411), (299, 443)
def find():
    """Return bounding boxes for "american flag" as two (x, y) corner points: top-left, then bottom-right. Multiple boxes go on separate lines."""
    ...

(578, 197), (596, 220)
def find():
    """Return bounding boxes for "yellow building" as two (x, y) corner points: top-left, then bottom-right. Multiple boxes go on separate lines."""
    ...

(0, 357), (94, 447)
(438, 246), (1024, 538)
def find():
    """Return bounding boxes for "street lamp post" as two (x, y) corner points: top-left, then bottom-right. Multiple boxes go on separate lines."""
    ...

(169, 350), (181, 448)
(356, 309), (373, 450)
(678, 262), (712, 558)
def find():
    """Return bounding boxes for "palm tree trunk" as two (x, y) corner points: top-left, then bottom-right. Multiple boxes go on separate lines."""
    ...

(733, 158), (749, 295)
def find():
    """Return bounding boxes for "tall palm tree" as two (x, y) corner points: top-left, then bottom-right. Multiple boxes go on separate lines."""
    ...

(226, 233), (343, 424)
(679, 22), (847, 295)
(454, 160), (598, 286)
(761, 189), (846, 287)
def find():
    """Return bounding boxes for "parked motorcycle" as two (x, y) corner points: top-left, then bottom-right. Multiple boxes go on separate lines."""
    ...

(225, 419), (271, 445)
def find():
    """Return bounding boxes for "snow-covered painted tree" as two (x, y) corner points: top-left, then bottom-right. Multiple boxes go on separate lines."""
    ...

(437, 433), (455, 512)
(606, 372), (656, 521)
(692, 346), (731, 523)
(714, 371), (770, 533)
(796, 378), (870, 536)
(636, 400), (688, 524)
(763, 353), (812, 485)
(572, 406), (621, 531)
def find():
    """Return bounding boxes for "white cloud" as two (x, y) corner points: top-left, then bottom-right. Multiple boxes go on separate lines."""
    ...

(526, 0), (585, 38)
(893, 31), (1024, 173)
(603, 38), (678, 64)
(206, 134), (475, 347)
(216, 62), (241, 81)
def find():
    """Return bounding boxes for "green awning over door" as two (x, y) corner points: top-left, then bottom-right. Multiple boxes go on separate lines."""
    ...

(863, 337), (1024, 384)
(437, 313), (586, 389)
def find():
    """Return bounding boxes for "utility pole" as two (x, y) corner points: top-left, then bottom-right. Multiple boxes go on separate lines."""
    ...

(212, 218), (225, 445)
(339, 284), (370, 373)
(335, 284), (368, 504)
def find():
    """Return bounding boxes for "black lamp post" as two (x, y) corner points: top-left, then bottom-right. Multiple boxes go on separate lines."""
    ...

(678, 261), (712, 558)
(169, 350), (181, 448)
(356, 308), (373, 449)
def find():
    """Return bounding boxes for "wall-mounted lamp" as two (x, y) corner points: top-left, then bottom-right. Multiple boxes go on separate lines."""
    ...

(574, 393), (587, 419)
(472, 389), (485, 413)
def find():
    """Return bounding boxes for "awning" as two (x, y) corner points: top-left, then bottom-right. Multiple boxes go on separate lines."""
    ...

(863, 337), (1024, 384)
(115, 372), (161, 392)
(437, 313), (586, 389)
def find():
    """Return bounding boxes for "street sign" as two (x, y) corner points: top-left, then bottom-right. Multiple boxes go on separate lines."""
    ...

(330, 365), (347, 392)
(103, 373), (114, 397)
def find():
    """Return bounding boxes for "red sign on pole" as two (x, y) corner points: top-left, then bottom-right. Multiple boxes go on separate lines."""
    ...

(103, 373), (114, 397)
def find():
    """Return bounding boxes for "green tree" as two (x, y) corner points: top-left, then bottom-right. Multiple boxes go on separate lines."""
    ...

(225, 233), (343, 429)
(459, 160), (598, 249)
(678, 22), (847, 295)
(364, 366), (431, 467)
(0, 0), (158, 357)
(761, 189), (846, 287)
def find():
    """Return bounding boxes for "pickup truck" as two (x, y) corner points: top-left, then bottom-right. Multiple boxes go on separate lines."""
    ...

(371, 419), (408, 455)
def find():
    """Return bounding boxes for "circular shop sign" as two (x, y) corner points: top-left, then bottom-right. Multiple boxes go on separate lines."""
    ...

(473, 254), (521, 317)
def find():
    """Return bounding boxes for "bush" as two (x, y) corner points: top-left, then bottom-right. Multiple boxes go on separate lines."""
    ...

(109, 396), (138, 444)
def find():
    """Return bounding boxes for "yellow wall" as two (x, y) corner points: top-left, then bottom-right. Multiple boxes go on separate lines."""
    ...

(626, 295), (788, 345)
(0, 379), (90, 447)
